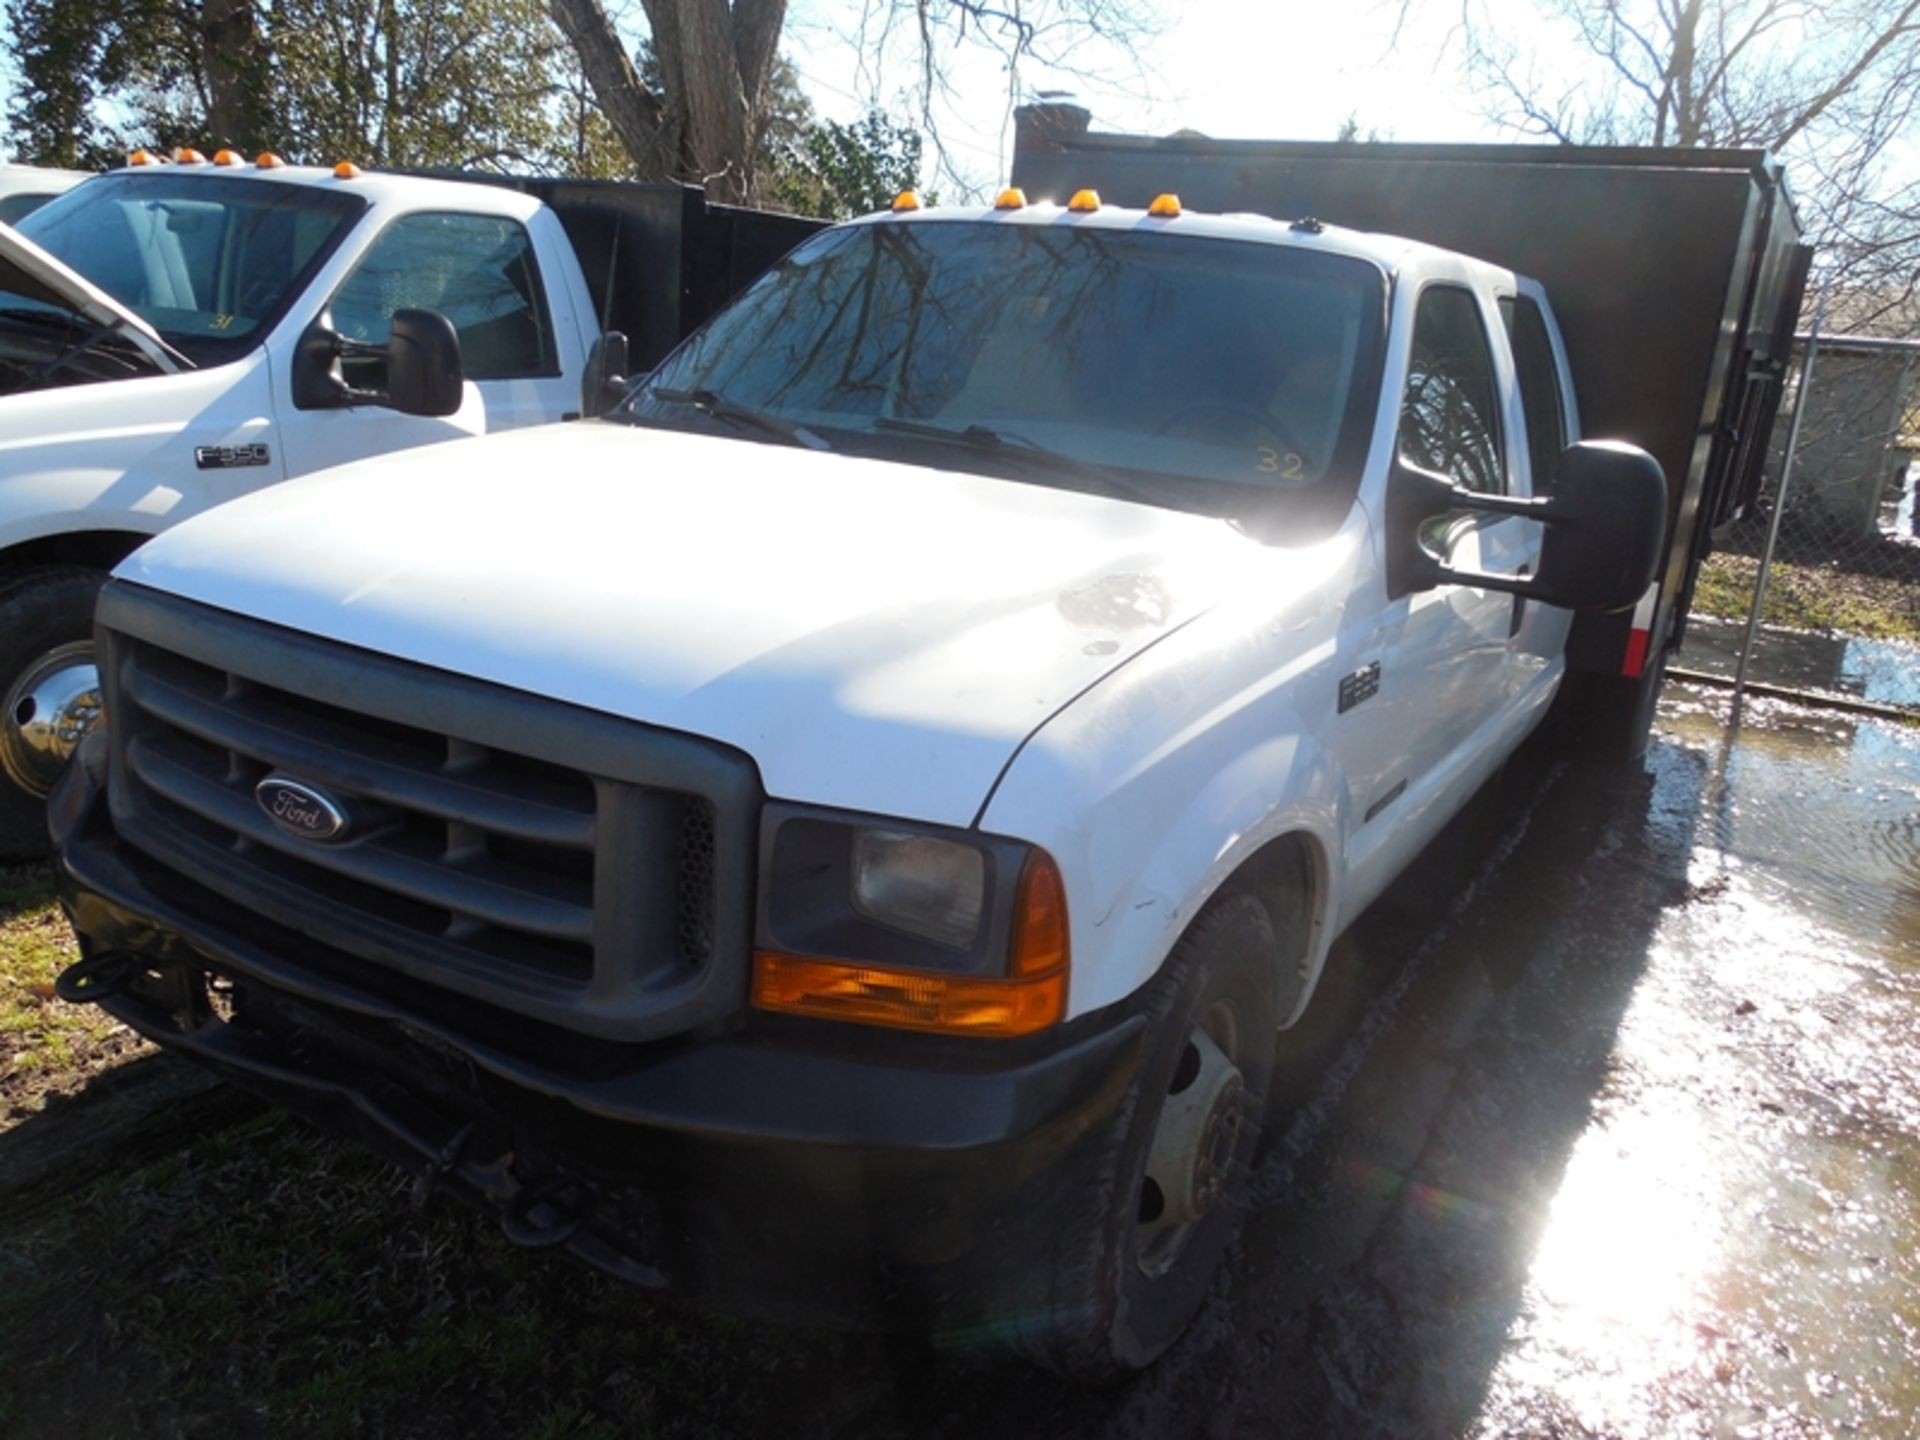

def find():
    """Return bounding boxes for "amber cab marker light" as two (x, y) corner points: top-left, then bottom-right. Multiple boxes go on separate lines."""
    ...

(891, 189), (922, 212)
(127, 149), (156, 166)
(751, 849), (1070, 1038)
(256, 152), (286, 169)
(1067, 188), (1101, 213)
(213, 148), (242, 166)
(1147, 192), (1183, 218)
(174, 147), (206, 164)
(333, 160), (362, 179)
(994, 186), (1028, 210)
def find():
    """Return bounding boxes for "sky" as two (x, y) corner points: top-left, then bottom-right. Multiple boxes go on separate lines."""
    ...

(777, 0), (1577, 195)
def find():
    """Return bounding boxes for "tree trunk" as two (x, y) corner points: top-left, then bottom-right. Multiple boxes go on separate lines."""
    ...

(200, 0), (272, 150)
(549, 0), (672, 177)
(552, 0), (787, 199)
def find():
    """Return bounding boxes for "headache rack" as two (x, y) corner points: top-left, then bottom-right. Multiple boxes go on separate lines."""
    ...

(94, 581), (761, 1041)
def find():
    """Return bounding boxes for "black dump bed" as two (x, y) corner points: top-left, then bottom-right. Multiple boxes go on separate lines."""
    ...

(389, 173), (825, 370)
(1012, 104), (1812, 674)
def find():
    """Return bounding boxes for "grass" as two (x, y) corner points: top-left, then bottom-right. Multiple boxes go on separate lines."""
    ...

(0, 1113), (939, 1440)
(0, 862), (150, 1124)
(1694, 552), (1920, 643)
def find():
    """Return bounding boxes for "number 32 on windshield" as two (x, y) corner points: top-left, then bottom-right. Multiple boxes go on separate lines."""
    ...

(1257, 447), (1305, 480)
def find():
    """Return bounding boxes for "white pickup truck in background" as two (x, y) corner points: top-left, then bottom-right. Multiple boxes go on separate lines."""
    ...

(0, 163), (90, 225)
(52, 187), (1669, 1377)
(0, 154), (818, 853)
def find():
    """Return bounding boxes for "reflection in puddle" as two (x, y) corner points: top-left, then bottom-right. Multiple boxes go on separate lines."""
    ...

(1479, 688), (1920, 1438)
(1682, 615), (1920, 708)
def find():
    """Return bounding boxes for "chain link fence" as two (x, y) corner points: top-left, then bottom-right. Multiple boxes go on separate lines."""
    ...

(1683, 331), (1920, 716)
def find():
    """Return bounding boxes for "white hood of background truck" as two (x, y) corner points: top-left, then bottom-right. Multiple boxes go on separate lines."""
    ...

(0, 222), (183, 373)
(119, 423), (1268, 825)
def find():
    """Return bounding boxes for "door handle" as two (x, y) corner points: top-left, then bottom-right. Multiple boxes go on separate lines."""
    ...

(1509, 564), (1531, 637)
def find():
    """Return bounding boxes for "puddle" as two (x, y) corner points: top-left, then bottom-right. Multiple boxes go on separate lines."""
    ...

(1682, 615), (1920, 709)
(1474, 688), (1920, 1438)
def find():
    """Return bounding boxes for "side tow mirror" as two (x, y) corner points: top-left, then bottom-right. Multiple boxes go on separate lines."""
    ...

(289, 308), (463, 417)
(581, 330), (631, 418)
(1385, 440), (1668, 613)
(385, 308), (463, 417)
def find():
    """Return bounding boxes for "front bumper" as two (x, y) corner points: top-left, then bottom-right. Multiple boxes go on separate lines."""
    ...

(50, 739), (1146, 1329)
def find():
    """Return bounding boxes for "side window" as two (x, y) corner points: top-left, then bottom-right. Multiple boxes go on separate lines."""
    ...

(1398, 286), (1506, 495)
(329, 212), (556, 383)
(1501, 294), (1568, 495)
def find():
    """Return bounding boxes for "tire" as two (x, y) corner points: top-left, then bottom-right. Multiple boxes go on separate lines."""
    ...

(0, 565), (108, 860)
(1549, 643), (1669, 763)
(1011, 891), (1278, 1382)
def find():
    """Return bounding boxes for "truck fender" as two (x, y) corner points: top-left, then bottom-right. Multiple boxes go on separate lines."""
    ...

(0, 515), (165, 576)
(997, 727), (1348, 1029)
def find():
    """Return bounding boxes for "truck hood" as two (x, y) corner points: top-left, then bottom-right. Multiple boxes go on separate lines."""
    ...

(0, 223), (184, 374)
(119, 423), (1275, 825)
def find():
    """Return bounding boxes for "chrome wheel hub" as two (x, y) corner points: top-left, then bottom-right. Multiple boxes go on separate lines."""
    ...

(1138, 1021), (1248, 1276)
(3, 641), (102, 798)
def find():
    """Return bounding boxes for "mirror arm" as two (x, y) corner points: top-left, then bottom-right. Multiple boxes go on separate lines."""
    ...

(1446, 488), (1580, 526)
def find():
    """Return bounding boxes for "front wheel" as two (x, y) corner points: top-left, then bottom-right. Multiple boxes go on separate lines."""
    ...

(1010, 892), (1278, 1381)
(0, 566), (108, 859)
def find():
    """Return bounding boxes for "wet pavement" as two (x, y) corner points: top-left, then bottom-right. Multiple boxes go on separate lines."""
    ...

(887, 682), (1920, 1438)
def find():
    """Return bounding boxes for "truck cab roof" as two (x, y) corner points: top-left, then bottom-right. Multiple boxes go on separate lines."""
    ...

(96, 157), (548, 222)
(846, 198), (1470, 283)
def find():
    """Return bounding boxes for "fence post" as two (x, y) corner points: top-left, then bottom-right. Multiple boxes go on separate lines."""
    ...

(1734, 282), (1829, 700)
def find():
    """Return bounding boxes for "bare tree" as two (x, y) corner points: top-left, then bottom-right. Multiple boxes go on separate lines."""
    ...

(1437, 0), (1920, 331)
(549, 0), (1160, 202)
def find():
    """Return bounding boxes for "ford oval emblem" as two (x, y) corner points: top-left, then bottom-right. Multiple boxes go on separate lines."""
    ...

(255, 775), (350, 842)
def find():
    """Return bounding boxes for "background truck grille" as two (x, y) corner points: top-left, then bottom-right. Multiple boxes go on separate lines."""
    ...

(96, 583), (758, 1041)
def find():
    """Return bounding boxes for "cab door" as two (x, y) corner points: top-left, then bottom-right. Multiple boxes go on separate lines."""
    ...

(270, 210), (576, 478)
(1499, 284), (1578, 703)
(1389, 283), (1533, 779)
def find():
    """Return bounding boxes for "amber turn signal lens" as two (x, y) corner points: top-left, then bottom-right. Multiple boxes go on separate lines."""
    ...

(752, 850), (1070, 1037)
(752, 952), (1066, 1037)
(1010, 849), (1069, 978)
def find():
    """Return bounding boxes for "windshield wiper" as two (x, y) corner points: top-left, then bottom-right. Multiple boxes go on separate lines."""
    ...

(0, 304), (192, 370)
(870, 417), (1164, 507)
(647, 386), (828, 450)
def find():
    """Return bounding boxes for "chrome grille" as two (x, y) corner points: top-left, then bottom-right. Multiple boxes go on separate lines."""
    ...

(96, 582), (759, 1040)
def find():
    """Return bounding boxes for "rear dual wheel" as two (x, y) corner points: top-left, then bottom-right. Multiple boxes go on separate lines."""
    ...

(1012, 892), (1278, 1382)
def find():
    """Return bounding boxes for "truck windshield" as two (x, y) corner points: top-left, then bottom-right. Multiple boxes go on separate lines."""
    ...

(629, 220), (1386, 523)
(15, 174), (363, 365)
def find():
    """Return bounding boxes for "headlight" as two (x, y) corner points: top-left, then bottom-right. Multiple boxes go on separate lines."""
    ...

(752, 805), (1069, 1036)
(850, 828), (985, 948)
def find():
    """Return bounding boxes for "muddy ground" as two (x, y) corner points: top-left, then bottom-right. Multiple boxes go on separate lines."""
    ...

(2, 681), (1916, 1438)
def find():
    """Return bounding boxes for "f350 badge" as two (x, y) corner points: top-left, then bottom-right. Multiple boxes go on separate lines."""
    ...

(195, 443), (271, 470)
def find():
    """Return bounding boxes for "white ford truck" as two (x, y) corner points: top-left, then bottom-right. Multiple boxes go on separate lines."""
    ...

(0, 154), (817, 853)
(58, 176), (1728, 1376)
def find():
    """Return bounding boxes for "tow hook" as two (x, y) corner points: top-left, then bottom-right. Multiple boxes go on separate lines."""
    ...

(53, 952), (142, 1005)
(500, 1176), (592, 1249)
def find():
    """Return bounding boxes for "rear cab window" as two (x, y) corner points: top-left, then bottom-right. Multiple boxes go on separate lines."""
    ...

(1500, 293), (1569, 494)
